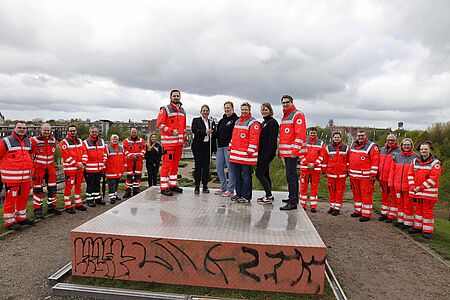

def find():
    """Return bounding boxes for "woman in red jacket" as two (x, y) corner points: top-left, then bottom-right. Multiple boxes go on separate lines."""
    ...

(408, 141), (442, 239)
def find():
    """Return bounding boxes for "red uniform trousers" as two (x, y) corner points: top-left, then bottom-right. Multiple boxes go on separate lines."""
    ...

(3, 181), (31, 227)
(379, 181), (396, 219)
(125, 159), (143, 190)
(299, 170), (321, 208)
(160, 145), (183, 190)
(412, 198), (435, 233)
(32, 167), (57, 210)
(350, 178), (374, 218)
(327, 177), (346, 211)
(398, 191), (414, 226)
(63, 170), (84, 209)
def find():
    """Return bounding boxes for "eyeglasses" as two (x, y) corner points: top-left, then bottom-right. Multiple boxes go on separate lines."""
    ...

(16, 127), (27, 129)
(281, 101), (291, 105)
(68, 130), (77, 132)
(387, 139), (395, 142)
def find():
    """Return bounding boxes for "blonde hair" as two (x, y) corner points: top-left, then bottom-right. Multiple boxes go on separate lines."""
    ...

(147, 133), (157, 149)
(261, 102), (274, 117)
(400, 138), (414, 150)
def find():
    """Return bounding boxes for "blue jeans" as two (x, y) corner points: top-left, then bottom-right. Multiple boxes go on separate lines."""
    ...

(230, 162), (253, 200)
(216, 147), (235, 192)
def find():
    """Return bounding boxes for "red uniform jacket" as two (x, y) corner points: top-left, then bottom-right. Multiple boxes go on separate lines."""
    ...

(278, 105), (306, 158)
(105, 143), (126, 179)
(388, 150), (419, 191)
(122, 137), (146, 162)
(83, 136), (107, 173)
(299, 137), (325, 172)
(348, 138), (380, 179)
(60, 135), (87, 173)
(228, 114), (261, 165)
(408, 156), (442, 202)
(0, 132), (33, 183)
(30, 134), (57, 169)
(322, 142), (348, 178)
(378, 144), (399, 182)
(157, 102), (187, 148)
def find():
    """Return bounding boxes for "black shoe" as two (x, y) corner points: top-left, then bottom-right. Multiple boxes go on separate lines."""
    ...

(123, 188), (132, 199)
(394, 222), (402, 228)
(401, 224), (411, 230)
(310, 208), (317, 213)
(408, 227), (422, 234)
(351, 212), (362, 218)
(280, 203), (297, 211)
(95, 200), (106, 205)
(378, 215), (387, 221)
(87, 202), (96, 207)
(327, 208), (333, 214)
(34, 209), (44, 220)
(65, 207), (76, 214)
(194, 186), (200, 195)
(203, 187), (210, 194)
(161, 189), (174, 196)
(385, 218), (393, 223)
(133, 188), (141, 196)
(231, 195), (239, 201)
(170, 186), (183, 193)
(18, 218), (35, 226)
(75, 205), (87, 211)
(47, 206), (62, 215)
(116, 196), (122, 201)
(282, 198), (289, 203)
(359, 217), (370, 222)
(110, 199), (116, 204)
(7, 223), (21, 231)
(332, 210), (340, 216)
(422, 232), (433, 239)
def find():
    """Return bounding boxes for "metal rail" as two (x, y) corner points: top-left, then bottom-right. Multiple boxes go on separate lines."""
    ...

(325, 260), (347, 300)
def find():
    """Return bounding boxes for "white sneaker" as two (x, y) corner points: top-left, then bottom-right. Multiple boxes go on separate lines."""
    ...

(257, 196), (274, 205)
(237, 197), (251, 203)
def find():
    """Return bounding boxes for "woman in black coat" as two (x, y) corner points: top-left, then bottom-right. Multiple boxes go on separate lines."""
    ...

(145, 133), (163, 187)
(191, 104), (216, 194)
(256, 102), (279, 205)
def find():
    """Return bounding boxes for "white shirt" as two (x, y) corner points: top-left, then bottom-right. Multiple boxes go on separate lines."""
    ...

(202, 117), (210, 142)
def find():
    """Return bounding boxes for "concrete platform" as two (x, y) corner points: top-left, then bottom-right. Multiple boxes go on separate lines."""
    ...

(71, 187), (326, 295)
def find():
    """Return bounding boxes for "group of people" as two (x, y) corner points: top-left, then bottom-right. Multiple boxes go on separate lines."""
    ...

(0, 89), (443, 238)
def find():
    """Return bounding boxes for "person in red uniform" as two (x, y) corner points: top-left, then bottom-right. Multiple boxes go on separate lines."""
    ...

(30, 123), (60, 219)
(348, 129), (380, 222)
(388, 138), (419, 228)
(60, 125), (88, 214)
(298, 127), (325, 212)
(105, 134), (126, 204)
(377, 134), (400, 222)
(122, 128), (146, 198)
(83, 126), (107, 206)
(321, 132), (348, 216)
(408, 141), (442, 239)
(278, 95), (307, 211)
(157, 89), (187, 196)
(0, 122), (35, 230)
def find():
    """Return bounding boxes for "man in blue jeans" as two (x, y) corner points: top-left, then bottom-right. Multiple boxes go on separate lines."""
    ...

(214, 101), (238, 197)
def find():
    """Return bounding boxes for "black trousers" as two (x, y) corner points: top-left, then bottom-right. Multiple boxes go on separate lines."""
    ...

(108, 178), (120, 194)
(146, 162), (160, 187)
(85, 172), (102, 203)
(285, 157), (299, 204)
(256, 157), (274, 197)
(193, 142), (211, 187)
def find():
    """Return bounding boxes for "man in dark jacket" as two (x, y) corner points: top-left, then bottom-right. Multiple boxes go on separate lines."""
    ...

(214, 101), (239, 197)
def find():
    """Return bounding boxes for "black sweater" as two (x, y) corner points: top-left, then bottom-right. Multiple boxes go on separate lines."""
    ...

(215, 113), (239, 148)
(145, 142), (163, 166)
(258, 116), (279, 161)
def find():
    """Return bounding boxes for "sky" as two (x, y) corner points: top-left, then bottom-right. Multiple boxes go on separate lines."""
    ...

(0, 0), (449, 130)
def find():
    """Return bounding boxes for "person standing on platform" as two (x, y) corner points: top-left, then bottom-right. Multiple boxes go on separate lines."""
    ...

(348, 129), (380, 222)
(408, 141), (442, 239)
(229, 102), (261, 203)
(145, 133), (163, 187)
(30, 123), (60, 219)
(105, 134), (126, 204)
(278, 95), (307, 211)
(256, 103), (279, 205)
(388, 138), (419, 228)
(157, 89), (187, 196)
(299, 127), (325, 212)
(321, 132), (348, 216)
(60, 125), (88, 214)
(0, 122), (35, 230)
(191, 105), (216, 194)
(377, 134), (400, 222)
(122, 128), (146, 198)
(214, 101), (238, 197)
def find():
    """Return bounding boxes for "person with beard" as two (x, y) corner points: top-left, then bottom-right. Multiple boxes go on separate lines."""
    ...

(60, 125), (88, 214)
(377, 134), (400, 222)
(145, 133), (163, 187)
(30, 123), (61, 219)
(122, 128), (146, 198)
(105, 134), (126, 204)
(321, 132), (348, 216)
(388, 138), (419, 228)
(348, 129), (380, 222)
(214, 101), (238, 197)
(408, 141), (442, 239)
(83, 126), (107, 207)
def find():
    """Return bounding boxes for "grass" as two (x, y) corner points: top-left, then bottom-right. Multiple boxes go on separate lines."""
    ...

(70, 276), (335, 299)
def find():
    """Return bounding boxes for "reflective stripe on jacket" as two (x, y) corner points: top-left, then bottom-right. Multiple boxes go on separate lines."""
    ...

(0, 132), (33, 183)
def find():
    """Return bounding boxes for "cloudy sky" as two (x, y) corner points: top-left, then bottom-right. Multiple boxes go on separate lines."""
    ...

(1, 0), (449, 130)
